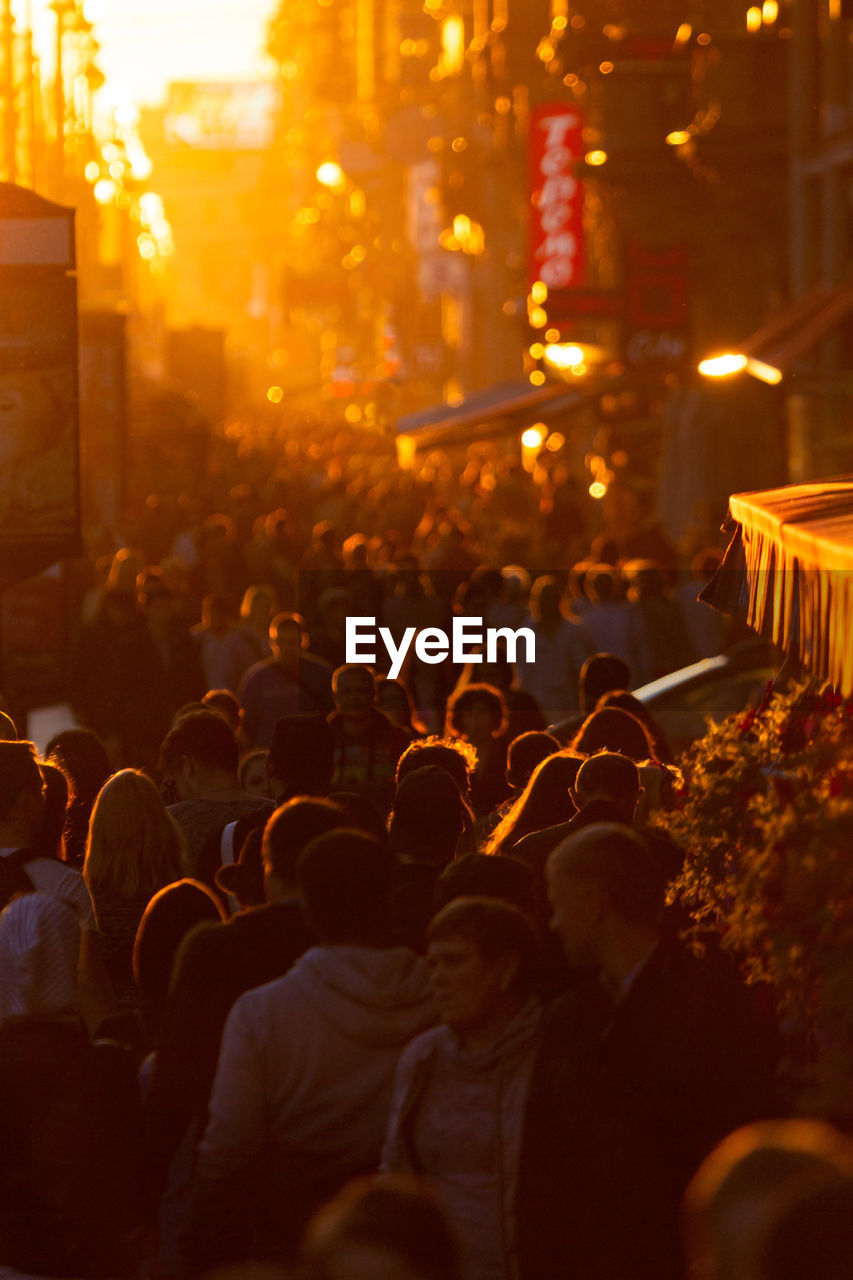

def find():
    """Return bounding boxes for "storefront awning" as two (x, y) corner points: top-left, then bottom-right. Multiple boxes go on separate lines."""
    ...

(396, 378), (588, 450)
(739, 280), (853, 372)
(701, 477), (853, 695)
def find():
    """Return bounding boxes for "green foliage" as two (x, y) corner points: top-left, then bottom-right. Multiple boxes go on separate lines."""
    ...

(660, 680), (853, 1119)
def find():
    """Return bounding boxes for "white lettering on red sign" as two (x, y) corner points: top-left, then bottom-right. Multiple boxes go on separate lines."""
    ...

(529, 104), (585, 292)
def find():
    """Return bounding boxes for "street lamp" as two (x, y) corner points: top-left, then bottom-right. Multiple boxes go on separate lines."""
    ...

(698, 353), (748, 377)
(316, 160), (345, 191)
(698, 353), (783, 384)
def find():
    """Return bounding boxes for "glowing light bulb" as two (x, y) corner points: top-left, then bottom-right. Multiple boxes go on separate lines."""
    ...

(522, 426), (545, 449)
(316, 161), (345, 190)
(93, 178), (117, 204)
(544, 343), (585, 370)
(698, 353), (748, 377)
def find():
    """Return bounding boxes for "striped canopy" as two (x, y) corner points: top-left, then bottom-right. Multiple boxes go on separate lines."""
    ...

(701, 477), (853, 696)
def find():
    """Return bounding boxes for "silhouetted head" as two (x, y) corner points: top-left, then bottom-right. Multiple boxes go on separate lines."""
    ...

(298, 829), (395, 946)
(570, 707), (653, 762)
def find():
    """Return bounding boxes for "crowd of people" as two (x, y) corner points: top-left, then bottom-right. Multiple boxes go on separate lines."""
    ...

(0, 417), (847, 1280)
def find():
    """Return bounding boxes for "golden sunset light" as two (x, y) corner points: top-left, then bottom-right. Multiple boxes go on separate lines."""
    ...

(2, 8), (853, 1280)
(27, 0), (278, 109)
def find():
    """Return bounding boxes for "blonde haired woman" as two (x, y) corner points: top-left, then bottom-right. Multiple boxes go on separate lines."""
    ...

(84, 769), (184, 1008)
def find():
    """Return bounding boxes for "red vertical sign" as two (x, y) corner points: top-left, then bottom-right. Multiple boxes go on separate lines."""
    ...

(529, 103), (585, 292)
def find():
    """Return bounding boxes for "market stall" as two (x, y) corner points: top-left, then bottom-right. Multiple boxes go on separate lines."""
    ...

(702, 476), (853, 697)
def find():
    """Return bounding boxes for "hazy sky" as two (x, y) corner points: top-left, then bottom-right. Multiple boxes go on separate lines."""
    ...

(28, 0), (278, 109)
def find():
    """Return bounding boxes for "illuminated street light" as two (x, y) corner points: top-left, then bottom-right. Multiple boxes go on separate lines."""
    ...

(521, 426), (545, 449)
(698, 353), (748, 377)
(440, 213), (485, 255)
(745, 357), (783, 385)
(589, 481), (608, 499)
(128, 149), (153, 180)
(316, 161), (346, 191)
(544, 342), (585, 370)
(666, 130), (691, 146)
(698, 352), (783, 384)
(441, 15), (465, 74)
(396, 434), (416, 469)
(93, 177), (117, 204)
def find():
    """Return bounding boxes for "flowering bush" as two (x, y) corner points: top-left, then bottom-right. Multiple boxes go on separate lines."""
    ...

(660, 681), (853, 1120)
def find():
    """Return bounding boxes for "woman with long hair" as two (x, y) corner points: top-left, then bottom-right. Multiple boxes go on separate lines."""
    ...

(485, 751), (581, 857)
(84, 769), (184, 1008)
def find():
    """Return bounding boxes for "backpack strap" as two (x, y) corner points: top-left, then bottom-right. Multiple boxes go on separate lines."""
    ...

(219, 822), (241, 917)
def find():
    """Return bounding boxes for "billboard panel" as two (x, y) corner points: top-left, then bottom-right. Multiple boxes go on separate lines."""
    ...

(529, 103), (585, 292)
(0, 184), (80, 588)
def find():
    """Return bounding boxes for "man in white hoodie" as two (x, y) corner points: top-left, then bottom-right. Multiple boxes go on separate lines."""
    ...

(184, 827), (435, 1273)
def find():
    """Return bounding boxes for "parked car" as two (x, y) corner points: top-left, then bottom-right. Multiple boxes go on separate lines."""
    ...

(632, 638), (783, 756)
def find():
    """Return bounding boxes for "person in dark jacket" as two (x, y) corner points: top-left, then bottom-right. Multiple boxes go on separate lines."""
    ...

(516, 823), (777, 1280)
(445, 683), (513, 819)
(238, 612), (334, 750)
(328, 665), (410, 814)
(160, 710), (274, 883)
(183, 829), (435, 1273)
(141, 798), (347, 1211)
(388, 766), (466, 952)
(67, 587), (140, 766)
(266, 713), (335, 802)
(0, 894), (141, 1278)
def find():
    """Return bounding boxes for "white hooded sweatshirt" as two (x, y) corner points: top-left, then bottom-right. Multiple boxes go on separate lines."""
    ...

(196, 944), (436, 1191)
